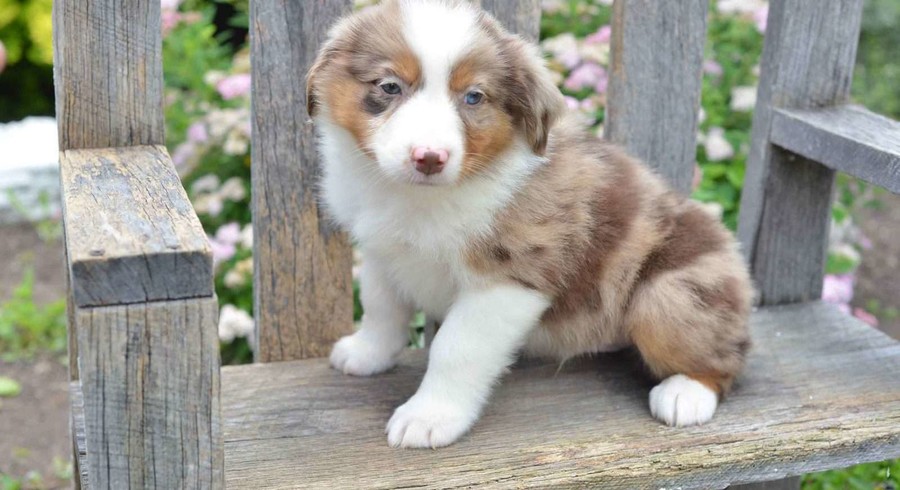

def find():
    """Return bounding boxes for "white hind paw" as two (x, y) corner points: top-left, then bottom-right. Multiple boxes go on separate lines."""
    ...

(649, 374), (718, 427)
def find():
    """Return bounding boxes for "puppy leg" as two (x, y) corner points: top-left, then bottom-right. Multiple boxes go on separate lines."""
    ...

(330, 257), (413, 376)
(386, 284), (549, 448)
(628, 273), (751, 427)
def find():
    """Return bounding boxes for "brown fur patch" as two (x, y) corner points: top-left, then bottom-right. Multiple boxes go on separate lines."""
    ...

(306, 1), (423, 154)
(637, 204), (731, 283)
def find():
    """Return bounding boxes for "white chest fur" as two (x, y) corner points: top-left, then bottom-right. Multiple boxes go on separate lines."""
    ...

(317, 124), (540, 317)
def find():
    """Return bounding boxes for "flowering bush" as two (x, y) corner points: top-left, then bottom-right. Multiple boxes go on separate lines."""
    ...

(164, 0), (889, 363)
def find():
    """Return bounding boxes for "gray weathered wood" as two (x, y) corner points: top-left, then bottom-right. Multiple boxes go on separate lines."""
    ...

(479, 0), (541, 41)
(737, 0), (865, 305)
(252, 0), (355, 362)
(59, 146), (213, 307)
(606, 0), (708, 193)
(76, 297), (223, 489)
(70, 384), (89, 489)
(222, 302), (900, 489)
(770, 105), (900, 194)
(731, 478), (801, 490)
(53, 0), (164, 150)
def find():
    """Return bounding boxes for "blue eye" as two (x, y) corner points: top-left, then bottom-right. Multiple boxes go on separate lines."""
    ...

(380, 82), (402, 95)
(465, 91), (484, 105)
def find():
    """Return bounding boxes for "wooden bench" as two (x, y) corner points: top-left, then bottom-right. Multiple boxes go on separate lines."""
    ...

(55, 0), (900, 488)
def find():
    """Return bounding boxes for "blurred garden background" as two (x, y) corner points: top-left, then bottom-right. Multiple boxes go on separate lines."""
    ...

(0, 0), (898, 488)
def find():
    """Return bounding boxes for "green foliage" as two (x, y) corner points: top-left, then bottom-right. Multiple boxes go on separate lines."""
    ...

(803, 459), (899, 489)
(0, 269), (67, 361)
(541, 1), (610, 39)
(0, 0), (55, 120)
(854, 0), (900, 120)
(0, 376), (22, 397)
(691, 6), (764, 230)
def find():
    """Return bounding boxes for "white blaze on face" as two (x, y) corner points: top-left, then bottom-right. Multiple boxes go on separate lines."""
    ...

(371, 1), (480, 186)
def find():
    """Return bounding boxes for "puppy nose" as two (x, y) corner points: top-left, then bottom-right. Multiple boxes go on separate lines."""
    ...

(412, 147), (449, 176)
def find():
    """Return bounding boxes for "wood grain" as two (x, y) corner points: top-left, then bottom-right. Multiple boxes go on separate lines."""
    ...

(75, 297), (223, 489)
(737, 0), (865, 305)
(222, 302), (900, 489)
(59, 146), (213, 307)
(732, 478), (801, 490)
(770, 105), (900, 194)
(479, 0), (541, 41)
(606, 0), (708, 193)
(53, 0), (164, 150)
(251, 0), (355, 362)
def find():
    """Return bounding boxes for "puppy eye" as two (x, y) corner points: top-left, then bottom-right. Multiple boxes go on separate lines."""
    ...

(380, 82), (402, 95)
(465, 91), (485, 105)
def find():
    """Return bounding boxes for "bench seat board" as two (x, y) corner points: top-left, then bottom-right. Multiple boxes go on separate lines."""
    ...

(220, 302), (900, 489)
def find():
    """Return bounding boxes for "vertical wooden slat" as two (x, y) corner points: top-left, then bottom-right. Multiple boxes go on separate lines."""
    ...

(737, 0), (864, 305)
(52, 0), (164, 150)
(606, 0), (709, 193)
(75, 298), (223, 489)
(252, 0), (354, 362)
(479, 0), (541, 41)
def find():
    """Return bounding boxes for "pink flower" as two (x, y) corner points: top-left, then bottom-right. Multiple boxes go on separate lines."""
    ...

(187, 122), (208, 143)
(594, 75), (608, 95)
(564, 63), (607, 91)
(753, 5), (769, 34)
(564, 96), (580, 110)
(703, 59), (723, 77)
(161, 0), (181, 10)
(172, 142), (195, 169)
(585, 25), (612, 45)
(0, 41), (6, 74)
(215, 222), (242, 245)
(162, 10), (181, 35)
(217, 74), (252, 100)
(209, 238), (236, 264)
(853, 308), (879, 327)
(822, 274), (854, 305)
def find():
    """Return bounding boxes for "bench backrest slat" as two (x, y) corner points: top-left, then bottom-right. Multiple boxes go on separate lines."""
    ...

(252, 0), (355, 362)
(53, 0), (164, 150)
(737, 0), (864, 305)
(606, 0), (709, 194)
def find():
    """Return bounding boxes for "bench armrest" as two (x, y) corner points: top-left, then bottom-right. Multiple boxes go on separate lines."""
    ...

(60, 145), (213, 307)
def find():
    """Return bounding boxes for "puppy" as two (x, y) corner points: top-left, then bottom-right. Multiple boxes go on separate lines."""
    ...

(307, 0), (752, 448)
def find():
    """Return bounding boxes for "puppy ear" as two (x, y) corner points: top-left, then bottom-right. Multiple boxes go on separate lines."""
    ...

(306, 43), (336, 118)
(502, 36), (565, 155)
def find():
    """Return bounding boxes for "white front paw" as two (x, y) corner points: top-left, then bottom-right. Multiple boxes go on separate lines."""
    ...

(329, 332), (403, 376)
(649, 374), (718, 427)
(386, 392), (478, 448)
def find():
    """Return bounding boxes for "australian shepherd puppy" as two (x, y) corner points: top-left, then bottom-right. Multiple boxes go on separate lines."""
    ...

(307, 0), (752, 448)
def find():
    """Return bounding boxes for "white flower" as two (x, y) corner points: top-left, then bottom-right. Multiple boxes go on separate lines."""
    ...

(220, 177), (247, 202)
(218, 304), (254, 343)
(730, 86), (758, 112)
(704, 127), (735, 162)
(240, 224), (253, 249)
(717, 0), (767, 15)
(223, 130), (249, 155)
(192, 174), (220, 194)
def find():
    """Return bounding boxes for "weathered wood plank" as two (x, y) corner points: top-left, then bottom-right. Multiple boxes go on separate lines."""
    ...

(731, 478), (801, 490)
(251, 0), (355, 362)
(76, 297), (223, 489)
(222, 302), (900, 489)
(52, 0), (164, 150)
(606, 0), (708, 193)
(479, 0), (541, 41)
(737, 0), (865, 305)
(770, 105), (900, 194)
(70, 383), (89, 489)
(59, 146), (213, 307)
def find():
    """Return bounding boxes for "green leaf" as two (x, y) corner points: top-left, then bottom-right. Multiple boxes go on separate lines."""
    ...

(0, 377), (22, 398)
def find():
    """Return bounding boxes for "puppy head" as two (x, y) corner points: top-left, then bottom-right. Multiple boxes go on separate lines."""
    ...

(307, 0), (564, 186)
